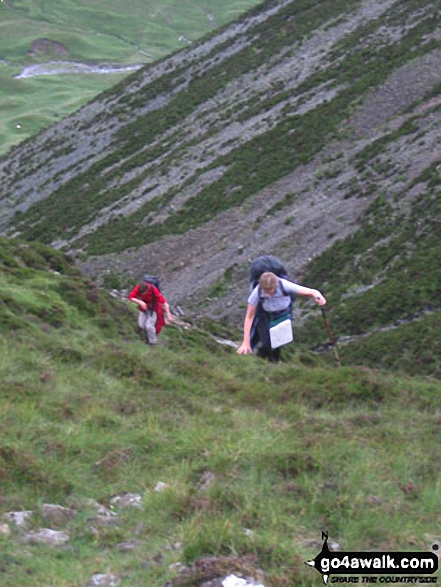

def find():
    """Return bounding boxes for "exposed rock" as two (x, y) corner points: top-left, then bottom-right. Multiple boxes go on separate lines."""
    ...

(163, 555), (264, 587)
(168, 562), (189, 573)
(87, 515), (121, 528)
(222, 576), (265, 587)
(110, 492), (142, 509)
(82, 499), (117, 517)
(0, 523), (11, 537)
(28, 38), (69, 57)
(154, 482), (169, 492)
(200, 580), (225, 587)
(214, 337), (239, 349)
(198, 471), (216, 491)
(116, 539), (143, 552)
(86, 573), (122, 587)
(41, 503), (76, 527)
(21, 528), (70, 547)
(3, 510), (33, 528)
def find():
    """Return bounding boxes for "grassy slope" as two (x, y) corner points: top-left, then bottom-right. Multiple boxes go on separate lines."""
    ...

(1, 238), (440, 586)
(0, 0), (260, 155)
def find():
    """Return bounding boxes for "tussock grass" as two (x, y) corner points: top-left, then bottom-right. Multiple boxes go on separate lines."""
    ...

(0, 238), (440, 585)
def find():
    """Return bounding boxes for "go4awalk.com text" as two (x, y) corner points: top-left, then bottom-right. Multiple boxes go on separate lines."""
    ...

(305, 534), (439, 585)
(330, 577), (437, 583)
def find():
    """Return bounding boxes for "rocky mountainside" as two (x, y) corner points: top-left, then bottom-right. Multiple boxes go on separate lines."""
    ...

(1, 0), (440, 370)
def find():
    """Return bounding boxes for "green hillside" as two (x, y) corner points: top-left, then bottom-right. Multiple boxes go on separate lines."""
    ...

(0, 0), (260, 154)
(0, 0), (441, 383)
(297, 162), (441, 378)
(0, 239), (440, 586)
(5, 0), (440, 251)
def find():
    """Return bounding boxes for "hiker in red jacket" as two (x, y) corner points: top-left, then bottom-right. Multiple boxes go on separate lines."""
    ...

(128, 281), (173, 345)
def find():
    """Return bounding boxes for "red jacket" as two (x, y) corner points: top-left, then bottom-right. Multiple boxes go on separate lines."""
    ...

(128, 284), (166, 334)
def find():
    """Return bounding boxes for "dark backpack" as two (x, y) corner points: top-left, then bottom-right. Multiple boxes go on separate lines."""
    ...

(142, 275), (161, 292)
(249, 255), (295, 303)
(249, 255), (288, 290)
(141, 275), (161, 311)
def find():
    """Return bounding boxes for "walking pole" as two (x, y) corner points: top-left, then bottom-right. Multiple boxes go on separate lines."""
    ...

(321, 308), (341, 367)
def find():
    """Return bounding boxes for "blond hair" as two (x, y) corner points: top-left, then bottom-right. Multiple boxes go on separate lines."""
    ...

(259, 272), (278, 294)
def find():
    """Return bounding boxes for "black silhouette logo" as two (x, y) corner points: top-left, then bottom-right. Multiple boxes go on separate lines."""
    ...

(305, 531), (332, 585)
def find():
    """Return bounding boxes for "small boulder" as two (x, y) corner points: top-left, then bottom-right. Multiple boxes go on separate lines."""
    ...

(110, 493), (142, 509)
(86, 515), (121, 528)
(116, 539), (143, 552)
(154, 482), (168, 492)
(21, 528), (70, 547)
(0, 523), (11, 537)
(222, 576), (265, 587)
(3, 511), (33, 528)
(86, 573), (122, 587)
(198, 471), (215, 491)
(41, 504), (76, 527)
(83, 499), (117, 517)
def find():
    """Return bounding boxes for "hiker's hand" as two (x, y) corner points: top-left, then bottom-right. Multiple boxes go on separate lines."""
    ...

(138, 301), (147, 312)
(314, 291), (326, 306)
(237, 342), (253, 355)
(165, 314), (173, 324)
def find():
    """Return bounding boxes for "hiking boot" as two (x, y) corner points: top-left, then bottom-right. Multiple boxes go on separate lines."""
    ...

(146, 338), (165, 347)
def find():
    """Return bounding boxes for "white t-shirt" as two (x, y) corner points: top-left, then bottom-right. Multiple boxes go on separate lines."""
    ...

(248, 278), (300, 312)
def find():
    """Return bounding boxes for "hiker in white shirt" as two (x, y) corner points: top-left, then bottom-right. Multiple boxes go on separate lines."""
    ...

(238, 272), (326, 361)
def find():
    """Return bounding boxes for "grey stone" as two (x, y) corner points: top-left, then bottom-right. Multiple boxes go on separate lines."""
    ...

(21, 528), (70, 546)
(86, 573), (122, 587)
(41, 504), (76, 527)
(83, 499), (117, 517)
(87, 515), (121, 528)
(3, 511), (33, 528)
(154, 482), (168, 492)
(200, 579), (225, 587)
(110, 493), (142, 509)
(0, 523), (11, 537)
(221, 576), (265, 587)
(168, 562), (188, 573)
(116, 539), (143, 552)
